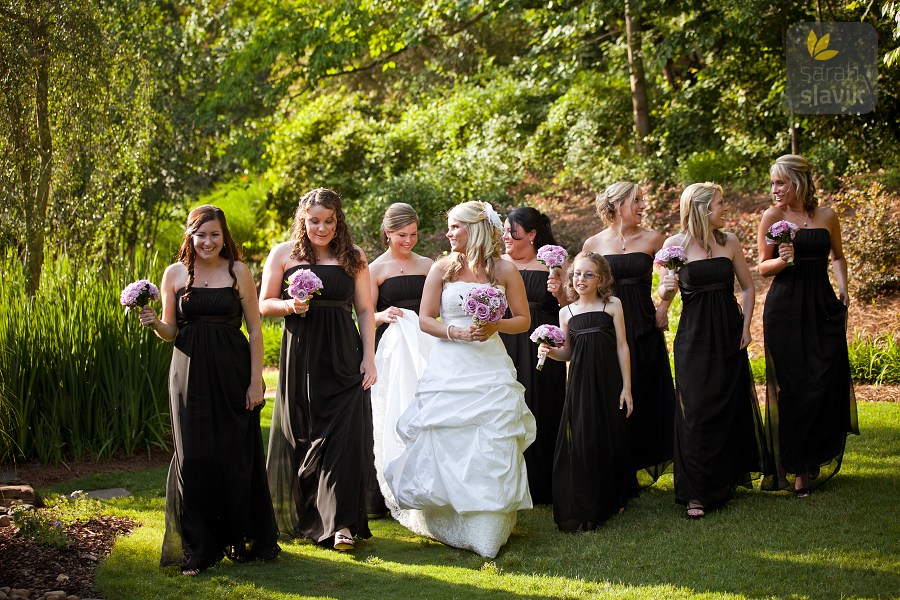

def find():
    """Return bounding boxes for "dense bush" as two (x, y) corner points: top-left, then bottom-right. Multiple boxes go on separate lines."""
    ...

(0, 253), (172, 464)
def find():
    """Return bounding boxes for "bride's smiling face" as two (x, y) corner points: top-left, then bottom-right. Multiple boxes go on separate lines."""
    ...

(446, 217), (468, 253)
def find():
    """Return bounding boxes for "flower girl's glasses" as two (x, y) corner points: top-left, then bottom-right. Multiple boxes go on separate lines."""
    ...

(573, 271), (598, 280)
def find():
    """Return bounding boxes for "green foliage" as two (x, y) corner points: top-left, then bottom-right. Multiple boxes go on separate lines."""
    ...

(192, 175), (274, 261)
(10, 490), (105, 549)
(831, 180), (900, 301)
(261, 318), (282, 368)
(0, 251), (171, 463)
(848, 334), (900, 385)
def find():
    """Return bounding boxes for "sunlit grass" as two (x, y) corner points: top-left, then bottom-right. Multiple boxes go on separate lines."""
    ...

(34, 402), (900, 599)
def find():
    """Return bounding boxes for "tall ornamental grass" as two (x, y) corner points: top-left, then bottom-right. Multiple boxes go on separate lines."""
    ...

(0, 252), (172, 464)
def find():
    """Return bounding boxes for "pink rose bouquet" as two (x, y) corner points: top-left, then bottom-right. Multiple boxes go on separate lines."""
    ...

(120, 279), (160, 312)
(462, 285), (508, 327)
(530, 324), (565, 371)
(536, 244), (568, 270)
(287, 269), (324, 316)
(654, 246), (687, 275)
(765, 220), (800, 265)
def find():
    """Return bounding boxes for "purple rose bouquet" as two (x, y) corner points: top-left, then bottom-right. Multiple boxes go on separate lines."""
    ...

(462, 285), (508, 328)
(530, 324), (565, 371)
(120, 279), (160, 312)
(287, 268), (324, 316)
(765, 220), (800, 265)
(654, 246), (688, 275)
(536, 244), (568, 270)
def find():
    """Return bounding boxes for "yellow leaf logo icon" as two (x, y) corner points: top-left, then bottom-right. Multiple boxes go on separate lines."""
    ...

(807, 30), (839, 60)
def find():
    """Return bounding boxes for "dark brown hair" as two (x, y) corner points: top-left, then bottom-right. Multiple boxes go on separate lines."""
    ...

(290, 188), (365, 277)
(177, 204), (242, 300)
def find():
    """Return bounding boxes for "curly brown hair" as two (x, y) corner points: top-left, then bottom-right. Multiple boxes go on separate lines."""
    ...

(563, 251), (614, 303)
(290, 188), (365, 277)
(176, 204), (242, 301)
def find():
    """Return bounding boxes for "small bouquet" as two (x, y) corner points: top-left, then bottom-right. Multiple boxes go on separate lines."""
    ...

(462, 285), (508, 327)
(530, 324), (565, 371)
(120, 279), (160, 312)
(654, 246), (687, 275)
(536, 244), (568, 271)
(765, 220), (800, 265)
(286, 269), (324, 316)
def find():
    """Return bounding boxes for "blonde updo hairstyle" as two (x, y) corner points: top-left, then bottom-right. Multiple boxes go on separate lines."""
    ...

(443, 201), (504, 284)
(770, 154), (818, 215)
(680, 182), (726, 256)
(381, 202), (419, 246)
(595, 182), (640, 224)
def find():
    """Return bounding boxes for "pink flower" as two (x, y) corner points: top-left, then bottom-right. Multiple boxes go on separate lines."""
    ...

(536, 245), (568, 269)
(461, 285), (508, 327)
(529, 324), (565, 370)
(765, 220), (799, 245)
(120, 280), (161, 310)
(286, 269), (324, 317)
(654, 246), (687, 272)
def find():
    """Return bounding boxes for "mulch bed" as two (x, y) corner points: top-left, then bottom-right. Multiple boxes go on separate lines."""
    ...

(0, 515), (137, 598)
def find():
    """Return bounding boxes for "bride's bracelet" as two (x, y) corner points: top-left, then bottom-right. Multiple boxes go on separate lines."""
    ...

(446, 324), (455, 341)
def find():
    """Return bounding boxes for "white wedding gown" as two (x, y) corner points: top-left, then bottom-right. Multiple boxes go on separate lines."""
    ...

(375, 281), (536, 558)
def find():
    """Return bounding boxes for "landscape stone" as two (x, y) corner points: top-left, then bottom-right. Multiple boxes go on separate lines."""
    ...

(79, 488), (131, 500)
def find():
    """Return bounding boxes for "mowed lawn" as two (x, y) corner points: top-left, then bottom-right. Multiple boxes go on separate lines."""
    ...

(39, 401), (900, 600)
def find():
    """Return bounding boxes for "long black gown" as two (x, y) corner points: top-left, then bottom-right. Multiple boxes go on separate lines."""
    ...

(606, 253), (675, 484)
(266, 265), (371, 544)
(761, 228), (858, 492)
(553, 309), (636, 532)
(366, 274), (426, 515)
(160, 287), (280, 571)
(672, 258), (765, 510)
(500, 269), (566, 505)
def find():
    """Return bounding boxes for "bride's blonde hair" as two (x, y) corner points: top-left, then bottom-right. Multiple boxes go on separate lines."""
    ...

(442, 201), (504, 284)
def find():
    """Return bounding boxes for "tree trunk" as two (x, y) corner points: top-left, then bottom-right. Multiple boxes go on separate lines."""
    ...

(24, 22), (53, 297)
(625, 0), (650, 152)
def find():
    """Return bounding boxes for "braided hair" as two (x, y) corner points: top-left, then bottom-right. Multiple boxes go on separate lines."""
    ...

(176, 204), (242, 301)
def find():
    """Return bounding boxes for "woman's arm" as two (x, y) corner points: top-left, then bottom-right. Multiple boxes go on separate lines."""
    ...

(236, 262), (265, 409)
(730, 233), (755, 349)
(656, 235), (682, 302)
(259, 242), (308, 318)
(824, 207), (850, 306)
(610, 299), (633, 417)
(474, 260), (531, 339)
(418, 262), (458, 339)
(757, 208), (794, 277)
(139, 263), (181, 342)
(353, 250), (377, 390)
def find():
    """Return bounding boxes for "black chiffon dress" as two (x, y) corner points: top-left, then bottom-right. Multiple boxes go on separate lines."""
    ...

(366, 274), (426, 515)
(606, 253), (675, 484)
(761, 228), (858, 492)
(672, 258), (765, 510)
(499, 269), (566, 505)
(266, 265), (371, 545)
(553, 309), (637, 532)
(160, 287), (280, 572)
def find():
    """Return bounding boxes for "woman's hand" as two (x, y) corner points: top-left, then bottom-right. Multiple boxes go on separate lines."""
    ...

(286, 298), (309, 316)
(740, 328), (752, 350)
(620, 389), (633, 418)
(471, 322), (500, 342)
(138, 306), (159, 329)
(376, 306), (404, 325)
(360, 357), (377, 390)
(839, 288), (851, 307)
(660, 271), (678, 296)
(537, 342), (552, 362)
(547, 269), (564, 300)
(778, 243), (794, 264)
(654, 304), (669, 331)
(245, 381), (264, 411)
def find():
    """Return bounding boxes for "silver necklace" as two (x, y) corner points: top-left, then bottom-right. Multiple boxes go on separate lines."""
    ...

(617, 227), (639, 250)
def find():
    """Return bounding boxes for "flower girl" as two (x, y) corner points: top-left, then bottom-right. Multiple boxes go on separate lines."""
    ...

(538, 251), (637, 531)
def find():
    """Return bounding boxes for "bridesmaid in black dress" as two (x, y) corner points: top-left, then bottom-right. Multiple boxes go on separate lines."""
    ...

(260, 188), (377, 552)
(366, 203), (433, 516)
(658, 183), (765, 519)
(583, 182), (675, 485)
(538, 252), (635, 531)
(140, 205), (279, 576)
(499, 207), (567, 505)
(758, 154), (858, 496)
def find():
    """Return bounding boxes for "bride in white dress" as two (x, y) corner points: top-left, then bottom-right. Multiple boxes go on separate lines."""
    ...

(377, 200), (537, 558)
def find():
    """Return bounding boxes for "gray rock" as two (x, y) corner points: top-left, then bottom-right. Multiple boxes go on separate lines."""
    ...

(79, 488), (132, 500)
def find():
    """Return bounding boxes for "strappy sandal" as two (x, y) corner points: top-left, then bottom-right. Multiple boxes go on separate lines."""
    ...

(686, 502), (705, 519)
(334, 531), (355, 551)
(181, 568), (201, 577)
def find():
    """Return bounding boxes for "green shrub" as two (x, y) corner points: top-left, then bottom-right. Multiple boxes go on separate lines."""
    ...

(0, 252), (172, 463)
(261, 318), (282, 368)
(10, 490), (105, 549)
(848, 333), (900, 385)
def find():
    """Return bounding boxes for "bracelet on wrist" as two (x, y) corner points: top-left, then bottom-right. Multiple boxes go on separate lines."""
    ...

(446, 324), (454, 341)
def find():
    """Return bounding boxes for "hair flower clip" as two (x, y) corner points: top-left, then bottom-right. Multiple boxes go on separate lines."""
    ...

(481, 202), (504, 232)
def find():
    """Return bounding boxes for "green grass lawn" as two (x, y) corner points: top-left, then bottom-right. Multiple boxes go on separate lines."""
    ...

(40, 402), (900, 600)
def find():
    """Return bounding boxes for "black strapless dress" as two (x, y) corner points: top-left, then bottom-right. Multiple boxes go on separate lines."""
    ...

(606, 253), (675, 484)
(672, 258), (765, 510)
(266, 265), (371, 544)
(761, 228), (858, 492)
(499, 269), (566, 505)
